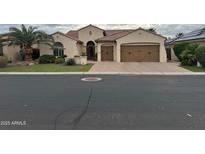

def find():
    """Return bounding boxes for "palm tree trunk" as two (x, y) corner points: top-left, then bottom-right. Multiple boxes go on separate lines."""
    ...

(24, 47), (32, 61)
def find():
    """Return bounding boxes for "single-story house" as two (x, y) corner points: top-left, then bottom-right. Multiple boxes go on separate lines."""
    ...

(166, 27), (205, 61)
(1, 24), (167, 62)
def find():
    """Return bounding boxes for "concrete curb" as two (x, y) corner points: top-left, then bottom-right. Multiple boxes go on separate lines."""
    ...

(0, 72), (205, 75)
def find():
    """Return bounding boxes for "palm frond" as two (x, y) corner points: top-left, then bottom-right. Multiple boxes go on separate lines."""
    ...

(6, 24), (54, 48)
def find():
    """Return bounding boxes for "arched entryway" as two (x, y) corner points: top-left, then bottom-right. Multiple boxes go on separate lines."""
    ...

(53, 42), (64, 57)
(86, 41), (95, 60)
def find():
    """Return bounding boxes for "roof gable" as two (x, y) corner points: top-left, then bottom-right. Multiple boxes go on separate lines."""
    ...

(116, 28), (166, 40)
(96, 28), (166, 42)
(78, 24), (104, 32)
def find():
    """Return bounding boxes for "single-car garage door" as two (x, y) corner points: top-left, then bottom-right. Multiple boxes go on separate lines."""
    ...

(121, 45), (160, 62)
(101, 46), (114, 61)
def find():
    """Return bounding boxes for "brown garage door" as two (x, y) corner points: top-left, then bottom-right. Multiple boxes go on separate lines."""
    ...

(101, 46), (114, 61)
(121, 45), (159, 62)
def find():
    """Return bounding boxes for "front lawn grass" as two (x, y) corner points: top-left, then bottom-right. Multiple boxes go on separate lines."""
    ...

(0, 64), (93, 72)
(181, 65), (205, 72)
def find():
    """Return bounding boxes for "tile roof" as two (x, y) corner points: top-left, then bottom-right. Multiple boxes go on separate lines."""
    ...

(66, 30), (78, 39)
(66, 26), (166, 42)
(66, 29), (135, 42)
(96, 30), (134, 42)
(96, 28), (166, 42)
(52, 31), (82, 43)
(104, 30), (134, 36)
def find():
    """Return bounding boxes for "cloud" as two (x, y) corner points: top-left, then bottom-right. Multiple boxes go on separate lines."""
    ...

(0, 24), (205, 38)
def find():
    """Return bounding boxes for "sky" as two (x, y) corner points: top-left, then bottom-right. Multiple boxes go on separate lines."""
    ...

(0, 24), (205, 38)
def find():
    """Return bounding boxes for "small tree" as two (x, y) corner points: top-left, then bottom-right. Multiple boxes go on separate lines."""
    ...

(196, 46), (205, 67)
(180, 49), (197, 66)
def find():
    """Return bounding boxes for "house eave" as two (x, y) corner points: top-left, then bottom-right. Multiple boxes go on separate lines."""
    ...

(95, 40), (116, 43)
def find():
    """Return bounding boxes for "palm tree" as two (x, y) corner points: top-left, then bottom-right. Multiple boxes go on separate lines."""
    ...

(1, 24), (53, 61)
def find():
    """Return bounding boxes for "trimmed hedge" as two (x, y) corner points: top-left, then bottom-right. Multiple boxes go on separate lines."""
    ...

(39, 55), (56, 64)
(55, 57), (65, 64)
(196, 46), (205, 67)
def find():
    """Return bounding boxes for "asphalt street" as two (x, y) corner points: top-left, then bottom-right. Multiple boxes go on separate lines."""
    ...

(0, 75), (205, 130)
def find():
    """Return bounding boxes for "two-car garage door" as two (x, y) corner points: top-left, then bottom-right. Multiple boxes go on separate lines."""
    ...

(101, 44), (160, 62)
(121, 45), (160, 62)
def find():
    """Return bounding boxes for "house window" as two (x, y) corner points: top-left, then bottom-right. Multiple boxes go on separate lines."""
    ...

(0, 45), (3, 56)
(53, 42), (64, 57)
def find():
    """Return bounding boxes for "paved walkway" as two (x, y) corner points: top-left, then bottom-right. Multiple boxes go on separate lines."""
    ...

(89, 62), (191, 73)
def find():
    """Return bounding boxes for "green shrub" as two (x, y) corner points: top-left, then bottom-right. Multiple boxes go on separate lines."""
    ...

(55, 57), (65, 64)
(173, 42), (190, 60)
(65, 58), (75, 65)
(180, 49), (197, 66)
(0, 56), (8, 68)
(196, 46), (205, 67)
(187, 43), (199, 52)
(39, 55), (56, 64)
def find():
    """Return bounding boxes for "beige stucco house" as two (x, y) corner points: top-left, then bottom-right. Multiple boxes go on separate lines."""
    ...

(1, 24), (167, 62)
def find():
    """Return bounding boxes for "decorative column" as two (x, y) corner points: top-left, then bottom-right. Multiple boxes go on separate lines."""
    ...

(97, 44), (101, 62)
(116, 43), (121, 62)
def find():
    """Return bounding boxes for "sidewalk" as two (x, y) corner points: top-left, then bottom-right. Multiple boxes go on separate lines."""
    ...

(0, 72), (205, 75)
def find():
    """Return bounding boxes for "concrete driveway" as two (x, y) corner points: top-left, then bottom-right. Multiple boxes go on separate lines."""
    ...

(89, 62), (190, 73)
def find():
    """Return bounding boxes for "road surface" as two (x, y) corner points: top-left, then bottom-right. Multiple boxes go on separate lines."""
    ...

(0, 75), (205, 130)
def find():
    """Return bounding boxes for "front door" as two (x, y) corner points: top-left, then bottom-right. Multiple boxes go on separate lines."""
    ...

(86, 41), (95, 60)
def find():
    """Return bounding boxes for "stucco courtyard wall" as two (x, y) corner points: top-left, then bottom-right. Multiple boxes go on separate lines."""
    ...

(3, 44), (39, 62)
(3, 45), (20, 62)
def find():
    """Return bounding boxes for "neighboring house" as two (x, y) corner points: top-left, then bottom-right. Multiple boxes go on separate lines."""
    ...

(166, 27), (205, 61)
(1, 24), (167, 62)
